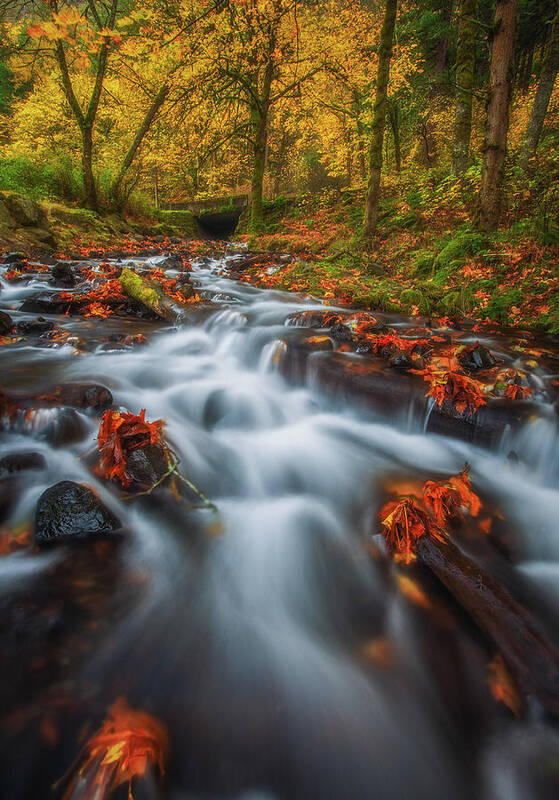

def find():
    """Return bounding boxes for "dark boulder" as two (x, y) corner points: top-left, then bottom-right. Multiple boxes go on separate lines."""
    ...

(36, 407), (87, 447)
(2, 252), (24, 265)
(457, 344), (497, 372)
(20, 293), (68, 314)
(51, 261), (76, 287)
(329, 322), (354, 344)
(16, 317), (55, 335)
(0, 451), (46, 478)
(40, 383), (113, 412)
(0, 310), (13, 335)
(125, 443), (170, 489)
(159, 254), (183, 270)
(34, 481), (121, 544)
(388, 351), (414, 371)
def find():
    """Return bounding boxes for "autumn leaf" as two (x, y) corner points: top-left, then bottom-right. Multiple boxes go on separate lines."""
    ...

(423, 370), (487, 415)
(62, 698), (168, 800)
(378, 496), (446, 564)
(97, 409), (170, 487)
(487, 654), (521, 716)
(423, 464), (481, 525)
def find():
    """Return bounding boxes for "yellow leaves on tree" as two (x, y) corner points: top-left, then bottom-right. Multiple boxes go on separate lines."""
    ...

(63, 698), (168, 800)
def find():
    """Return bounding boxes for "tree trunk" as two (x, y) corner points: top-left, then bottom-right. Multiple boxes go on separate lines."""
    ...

(111, 85), (169, 207)
(363, 0), (398, 245)
(250, 108), (268, 229)
(434, 0), (454, 81)
(480, 0), (518, 232)
(81, 125), (97, 210)
(452, 0), (478, 175)
(520, 11), (559, 168)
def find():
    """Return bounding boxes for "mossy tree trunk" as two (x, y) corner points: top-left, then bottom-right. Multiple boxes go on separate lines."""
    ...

(452, 0), (478, 175)
(363, 0), (398, 246)
(479, 0), (518, 232)
(520, 11), (559, 169)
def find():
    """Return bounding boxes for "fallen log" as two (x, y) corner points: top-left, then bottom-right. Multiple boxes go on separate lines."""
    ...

(119, 267), (184, 323)
(378, 494), (559, 716)
(416, 536), (559, 715)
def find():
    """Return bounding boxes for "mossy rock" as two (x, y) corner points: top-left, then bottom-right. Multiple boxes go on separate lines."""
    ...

(159, 210), (197, 236)
(0, 196), (16, 231)
(409, 250), (434, 278)
(3, 193), (43, 227)
(47, 203), (99, 228)
(437, 288), (474, 315)
(399, 288), (431, 314)
(434, 229), (491, 270)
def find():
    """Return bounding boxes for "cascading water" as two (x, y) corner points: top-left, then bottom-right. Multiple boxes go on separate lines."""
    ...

(0, 251), (558, 799)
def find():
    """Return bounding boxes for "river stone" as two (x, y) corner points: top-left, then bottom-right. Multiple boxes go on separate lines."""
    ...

(0, 451), (46, 478)
(2, 252), (24, 264)
(0, 310), (13, 334)
(389, 351), (414, 371)
(125, 443), (170, 489)
(51, 261), (76, 287)
(16, 317), (55, 335)
(20, 293), (68, 314)
(34, 481), (121, 544)
(457, 344), (496, 372)
(4, 194), (42, 227)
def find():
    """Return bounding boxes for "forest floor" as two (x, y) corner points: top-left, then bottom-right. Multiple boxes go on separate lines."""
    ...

(243, 176), (559, 334)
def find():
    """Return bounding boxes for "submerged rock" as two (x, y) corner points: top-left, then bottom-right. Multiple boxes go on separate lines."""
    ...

(16, 317), (55, 335)
(0, 310), (13, 335)
(34, 481), (121, 544)
(20, 293), (68, 315)
(51, 261), (77, 287)
(0, 451), (46, 478)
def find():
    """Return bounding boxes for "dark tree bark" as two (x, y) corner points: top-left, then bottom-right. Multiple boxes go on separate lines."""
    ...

(480, 0), (519, 232)
(452, 0), (478, 175)
(434, 0), (454, 80)
(363, 0), (398, 244)
(520, 11), (559, 168)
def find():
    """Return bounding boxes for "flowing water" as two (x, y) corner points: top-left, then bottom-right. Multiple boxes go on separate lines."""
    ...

(1, 250), (559, 799)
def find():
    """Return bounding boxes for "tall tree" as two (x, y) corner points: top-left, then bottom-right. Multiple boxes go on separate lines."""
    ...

(452, 0), (478, 174)
(520, 9), (559, 168)
(480, 0), (518, 232)
(363, 0), (398, 244)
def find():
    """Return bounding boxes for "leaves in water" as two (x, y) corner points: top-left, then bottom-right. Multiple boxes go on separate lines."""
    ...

(487, 654), (521, 716)
(62, 698), (168, 800)
(378, 496), (446, 564)
(423, 464), (481, 525)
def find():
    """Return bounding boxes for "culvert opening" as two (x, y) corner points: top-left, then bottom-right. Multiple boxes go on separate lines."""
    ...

(195, 209), (243, 239)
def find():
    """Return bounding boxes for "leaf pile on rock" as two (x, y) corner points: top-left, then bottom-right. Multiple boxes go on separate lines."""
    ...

(62, 698), (168, 800)
(97, 409), (170, 488)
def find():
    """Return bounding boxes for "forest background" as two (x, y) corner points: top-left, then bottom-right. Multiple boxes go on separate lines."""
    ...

(0, 0), (557, 330)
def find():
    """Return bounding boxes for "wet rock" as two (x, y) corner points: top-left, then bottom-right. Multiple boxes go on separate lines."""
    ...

(388, 351), (414, 371)
(20, 293), (68, 314)
(285, 310), (342, 328)
(329, 322), (354, 343)
(34, 480), (121, 544)
(457, 344), (497, 372)
(159, 254), (183, 270)
(36, 407), (87, 447)
(2, 252), (25, 264)
(16, 317), (55, 335)
(39, 383), (113, 412)
(125, 443), (170, 489)
(51, 261), (76, 287)
(0, 310), (13, 334)
(98, 341), (130, 352)
(0, 451), (46, 478)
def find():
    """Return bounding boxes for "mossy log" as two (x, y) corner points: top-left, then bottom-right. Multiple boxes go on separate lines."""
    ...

(119, 267), (184, 323)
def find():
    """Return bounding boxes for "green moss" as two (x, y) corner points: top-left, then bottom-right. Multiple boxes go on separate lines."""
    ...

(399, 287), (431, 314)
(437, 288), (474, 315)
(434, 227), (491, 270)
(158, 209), (197, 235)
